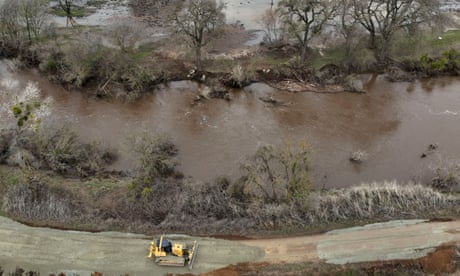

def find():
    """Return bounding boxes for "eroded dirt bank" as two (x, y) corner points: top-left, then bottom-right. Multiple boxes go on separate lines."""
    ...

(1, 217), (459, 275)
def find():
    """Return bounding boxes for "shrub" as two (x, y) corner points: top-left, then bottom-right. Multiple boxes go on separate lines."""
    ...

(2, 180), (83, 221)
(180, 178), (240, 220)
(349, 150), (368, 163)
(135, 179), (184, 224)
(225, 64), (251, 88)
(238, 141), (311, 203)
(419, 49), (460, 76)
(55, 39), (156, 98)
(428, 157), (460, 192)
(32, 125), (114, 177)
(129, 132), (178, 182)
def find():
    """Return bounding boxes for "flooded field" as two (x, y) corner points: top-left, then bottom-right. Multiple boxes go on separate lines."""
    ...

(2, 61), (460, 188)
(47, 0), (277, 29)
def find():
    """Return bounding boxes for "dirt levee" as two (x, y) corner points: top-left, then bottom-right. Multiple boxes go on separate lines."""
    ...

(0, 217), (264, 275)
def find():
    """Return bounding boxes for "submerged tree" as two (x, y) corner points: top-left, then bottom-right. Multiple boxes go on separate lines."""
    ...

(240, 141), (311, 203)
(175, 0), (225, 69)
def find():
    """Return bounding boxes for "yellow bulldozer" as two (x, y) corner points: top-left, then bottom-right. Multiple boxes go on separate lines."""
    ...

(148, 235), (198, 269)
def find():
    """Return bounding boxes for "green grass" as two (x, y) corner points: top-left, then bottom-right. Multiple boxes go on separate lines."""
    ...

(131, 42), (156, 61)
(87, 0), (108, 7)
(431, 30), (460, 47)
(206, 59), (235, 72)
(83, 178), (122, 191)
(0, 166), (24, 188)
(310, 48), (345, 69)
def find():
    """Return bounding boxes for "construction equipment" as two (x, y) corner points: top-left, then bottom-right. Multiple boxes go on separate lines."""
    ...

(148, 235), (198, 269)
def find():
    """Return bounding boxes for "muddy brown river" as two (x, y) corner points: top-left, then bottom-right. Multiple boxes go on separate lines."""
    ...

(2, 62), (460, 188)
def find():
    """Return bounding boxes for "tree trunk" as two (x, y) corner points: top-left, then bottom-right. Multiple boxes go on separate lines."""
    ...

(300, 29), (309, 63)
(195, 46), (202, 70)
(26, 18), (32, 45)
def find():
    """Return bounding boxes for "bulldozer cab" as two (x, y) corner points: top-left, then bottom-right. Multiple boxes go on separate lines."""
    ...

(148, 235), (198, 269)
(148, 236), (171, 258)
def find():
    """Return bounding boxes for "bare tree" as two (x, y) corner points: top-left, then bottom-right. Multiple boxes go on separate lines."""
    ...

(335, 0), (360, 59)
(18, 0), (48, 44)
(106, 20), (145, 52)
(175, 0), (225, 69)
(279, 0), (337, 63)
(257, 8), (286, 44)
(58, 0), (78, 27)
(351, 0), (442, 63)
(0, 1), (20, 41)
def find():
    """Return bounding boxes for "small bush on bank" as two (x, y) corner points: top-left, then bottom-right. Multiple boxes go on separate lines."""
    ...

(179, 178), (240, 220)
(0, 125), (115, 177)
(2, 180), (84, 221)
(428, 157), (460, 192)
(41, 38), (156, 98)
(418, 49), (460, 76)
(32, 125), (114, 177)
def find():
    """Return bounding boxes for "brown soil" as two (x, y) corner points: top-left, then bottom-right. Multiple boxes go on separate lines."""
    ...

(419, 244), (457, 274)
(200, 244), (459, 275)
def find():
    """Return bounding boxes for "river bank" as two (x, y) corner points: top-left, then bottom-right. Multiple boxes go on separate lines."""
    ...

(1, 0), (460, 242)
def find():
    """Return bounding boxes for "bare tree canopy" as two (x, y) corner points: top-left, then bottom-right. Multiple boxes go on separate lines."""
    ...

(0, 0), (48, 44)
(279, 0), (337, 63)
(58, 0), (78, 27)
(0, 1), (20, 41)
(175, 0), (225, 69)
(257, 8), (286, 44)
(18, 0), (49, 43)
(351, 0), (444, 62)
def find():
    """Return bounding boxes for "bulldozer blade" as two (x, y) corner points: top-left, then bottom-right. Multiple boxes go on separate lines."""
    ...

(155, 256), (186, 267)
(188, 242), (198, 270)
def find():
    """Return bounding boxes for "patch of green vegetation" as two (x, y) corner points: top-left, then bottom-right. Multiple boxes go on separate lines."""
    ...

(206, 58), (235, 73)
(310, 48), (343, 68)
(0, 166), (24, 188)
(431, 30), (460, 47)
(50, 7), (93, 18)
(131, 42), (156, 61)
(87, 0), (108, 7)
(83, 178), (121, 191)
(247, 55), (290, 72)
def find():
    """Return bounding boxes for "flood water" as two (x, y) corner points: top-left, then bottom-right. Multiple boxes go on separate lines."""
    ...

(2, 61), (460, 188)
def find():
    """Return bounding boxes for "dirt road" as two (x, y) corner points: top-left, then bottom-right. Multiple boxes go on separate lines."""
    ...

(0, 217), (459, 275)
(0, 217), (264, 276)
(242, 219), (460, 264)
